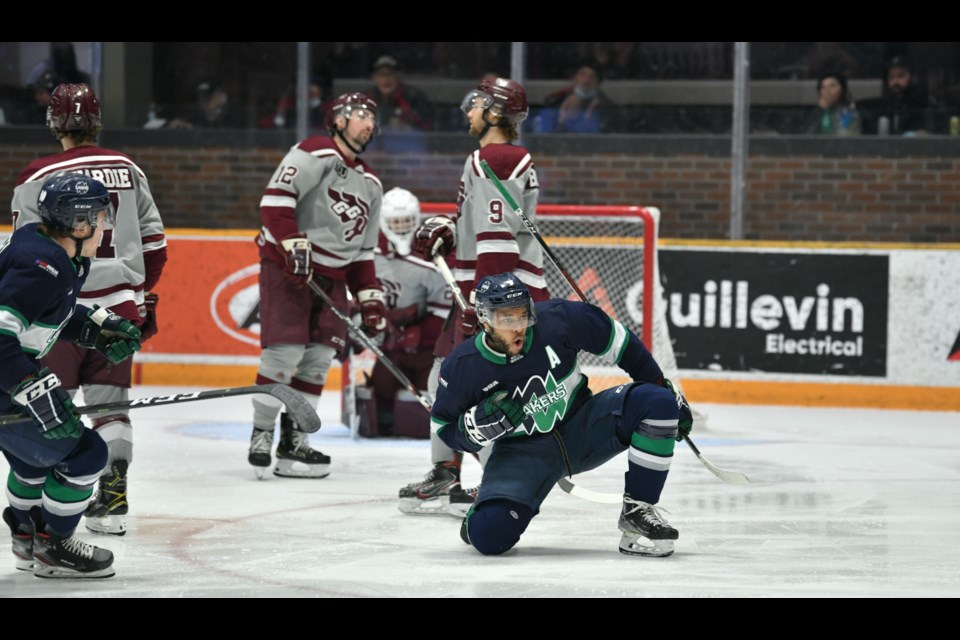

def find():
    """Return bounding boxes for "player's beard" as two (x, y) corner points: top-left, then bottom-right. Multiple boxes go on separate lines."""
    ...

(469, 120), (485, 139)
(487, 330), (524, 356)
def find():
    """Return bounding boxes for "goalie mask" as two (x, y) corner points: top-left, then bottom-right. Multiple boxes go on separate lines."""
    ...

(380, 187), (421, 256)
(474, 273), (537, 332)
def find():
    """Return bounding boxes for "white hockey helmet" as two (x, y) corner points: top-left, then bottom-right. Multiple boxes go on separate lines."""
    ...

(380, 187), (421, 256)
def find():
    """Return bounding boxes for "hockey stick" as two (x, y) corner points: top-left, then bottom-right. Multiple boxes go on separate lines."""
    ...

(0, 384), (322, 433)
(433, 254), (469, 313)
(479, 159), (749, 492)
(307, 278), (434, 412)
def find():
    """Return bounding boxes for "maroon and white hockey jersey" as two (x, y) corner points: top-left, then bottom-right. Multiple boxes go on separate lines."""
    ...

(257, 136), (382, 295)
(453, 143), (547, 303)
(11, 146), (167, 324)
(375, 234), (452, 350)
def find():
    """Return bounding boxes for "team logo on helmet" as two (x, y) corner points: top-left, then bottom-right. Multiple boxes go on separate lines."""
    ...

(75, 181), (89, 195)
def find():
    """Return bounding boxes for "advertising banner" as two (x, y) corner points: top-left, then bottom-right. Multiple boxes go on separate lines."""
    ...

(660, 249), (889, 376)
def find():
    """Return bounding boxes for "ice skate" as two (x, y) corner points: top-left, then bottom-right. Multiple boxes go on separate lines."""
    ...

(84, 461), (128, 536)
(398, 461), (461, 515)
(274, 413), (330, 478)
(618, 496), (678, 557)
(30, 508), (115, 579)
(3, 507), (33, 571)
(248, 426), (274, 480)
(447, 484), (479, 518)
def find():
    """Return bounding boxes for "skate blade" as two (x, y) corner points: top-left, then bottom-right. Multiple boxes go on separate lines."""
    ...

(273, 460), (330, 478)
(33, 564), (116, 579)
(253, 467), (266, 480)
(398, 496), (452, 516)
(618, 534), (675, 557)
(15, 558), (34, 571)
(84, 515), (127, 536)
(445, 502), (474, 518)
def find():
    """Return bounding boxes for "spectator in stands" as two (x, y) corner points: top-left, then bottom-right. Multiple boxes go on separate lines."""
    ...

(167, 79), (244, 129)
(267, 76), (332, 130)
(871, 56), (933, 135)
(537, 63), (620, 133)
(24, 71), (61, 125)
(803, 72), (862, 135)
(367, 55), (432, 131)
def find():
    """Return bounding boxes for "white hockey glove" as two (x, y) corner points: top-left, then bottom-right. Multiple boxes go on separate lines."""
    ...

(462, 391), (526, 447)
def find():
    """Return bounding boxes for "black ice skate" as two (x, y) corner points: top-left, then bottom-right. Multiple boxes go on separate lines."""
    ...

(447, 484), (480, 518)
(274, 413), (330, 478)
(84, 461), (128, 536)
(618, 495), (678, 557)
(3, 507), (33, 571)
(30, 507), (115, 579)
(248, 426), (274, 480)
(398, 461), (461, 516)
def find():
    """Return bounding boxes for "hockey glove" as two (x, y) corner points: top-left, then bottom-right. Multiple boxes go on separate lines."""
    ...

(663, 378), (693, 441)
(139, 292), (160, 342)
(460, 306), (479, 337)
(77, 306), (142, 365)
(412, 216), (456, 261)
(357, 289), (387, 336)
(9, 369), (83, 440)
(280, 234), (312, 288)
(462, 391), (526, 447)
(393, 323), (421, 354)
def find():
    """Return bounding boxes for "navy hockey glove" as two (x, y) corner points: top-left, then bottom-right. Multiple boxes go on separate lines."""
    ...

(358, 289), (387, 335)
(412, 216), (456, 261)
(9, 369), (83, 440)
(663, 378), (693, 441)
(139, 292), (159, 342)
(280, 234), (312, 288)
(462, 391), (526, 447)
(77, 306), (142, 365)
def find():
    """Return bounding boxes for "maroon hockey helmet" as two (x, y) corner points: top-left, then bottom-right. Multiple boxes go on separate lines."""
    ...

(324, 92), (379, 133)
(461, 77), (529, 126)
(47, 83), (101, 132)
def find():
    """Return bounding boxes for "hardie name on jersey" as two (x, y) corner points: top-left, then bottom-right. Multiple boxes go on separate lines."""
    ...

(69, 167), (134, 190)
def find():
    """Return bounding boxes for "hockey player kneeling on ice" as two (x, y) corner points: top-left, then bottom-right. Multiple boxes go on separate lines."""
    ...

(1, 173), (142, 578)
(433, 273), (693, 557)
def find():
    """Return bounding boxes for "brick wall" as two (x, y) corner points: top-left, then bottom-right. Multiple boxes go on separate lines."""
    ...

(2, 133), (958, 242)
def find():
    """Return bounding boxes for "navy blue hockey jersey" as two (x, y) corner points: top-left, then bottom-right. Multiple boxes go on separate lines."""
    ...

(0, 223), (91, 396)
(433, 299), (664, 453)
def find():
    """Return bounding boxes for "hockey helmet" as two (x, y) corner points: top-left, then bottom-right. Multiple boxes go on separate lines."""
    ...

(37, 173), (114, 233)
(475, 273), (537, 331)
(47, 83), (101, 132)
(460, 77), (529, 126)
(324, 92), (379, 134)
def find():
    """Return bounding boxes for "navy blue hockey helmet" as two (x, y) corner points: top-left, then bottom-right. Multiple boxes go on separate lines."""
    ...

(37, 172), (114, 233)
(474, 273), (537, 331)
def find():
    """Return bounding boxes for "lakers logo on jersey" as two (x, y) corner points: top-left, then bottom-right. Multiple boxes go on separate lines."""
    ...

(328, 188), (370, 242)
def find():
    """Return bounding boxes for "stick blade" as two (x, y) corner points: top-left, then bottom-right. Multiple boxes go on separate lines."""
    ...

(700, 457), (751, 485)
(556, 477), (623, 504)
(266, 385), (322, 433)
